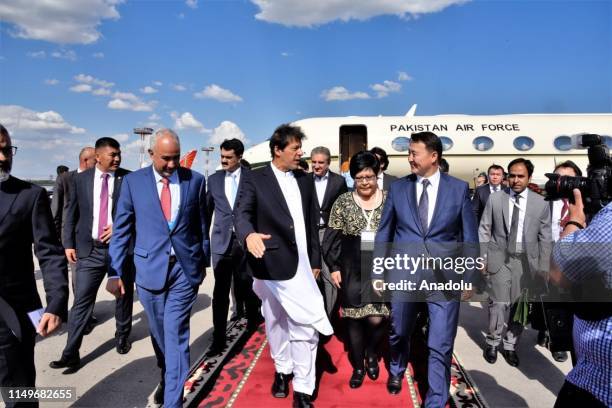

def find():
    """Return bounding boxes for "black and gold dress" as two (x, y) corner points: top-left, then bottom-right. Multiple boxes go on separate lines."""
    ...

(323, 191), (390, 319)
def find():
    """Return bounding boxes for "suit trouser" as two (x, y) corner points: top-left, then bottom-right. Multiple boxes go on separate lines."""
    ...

(486, 255), (526, 351)
(137, 261), (198, 408)
(257, 282), (319, 396)
(62, 246), (134, 359)
(0, 314), (37, 407)
(212, 236), (259, 342)
(390, 298), (460, 408)
(317, 228), (337, 317)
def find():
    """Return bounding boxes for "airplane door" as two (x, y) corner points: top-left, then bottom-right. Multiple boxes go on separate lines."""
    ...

(339, 125), (367, 173)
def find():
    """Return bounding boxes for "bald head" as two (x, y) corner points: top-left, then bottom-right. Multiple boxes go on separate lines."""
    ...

(0, 124), (13, 181)
(148, 128), (181, 177)
(78, 147), (96, 171)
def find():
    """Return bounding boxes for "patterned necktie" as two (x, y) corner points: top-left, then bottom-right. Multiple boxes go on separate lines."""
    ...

(559, 199), (570, 228)
(418, 179), (430, 234)
(98, 173), (109, 239)
(508, 194), (521, 253)
(161, 177), (171, 222)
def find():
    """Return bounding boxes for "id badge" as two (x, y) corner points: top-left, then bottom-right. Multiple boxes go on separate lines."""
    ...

(360, 230), (376, 242)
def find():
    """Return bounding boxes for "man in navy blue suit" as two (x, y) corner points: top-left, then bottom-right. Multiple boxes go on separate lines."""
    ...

(375, 132), (478, 407)
(108, 128), (210, 408)
(206, 138), (260, 354)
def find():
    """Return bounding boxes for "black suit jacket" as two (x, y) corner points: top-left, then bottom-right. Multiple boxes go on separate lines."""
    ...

(234, 165), (321, 280)
(63, 167), (130, 257)
(0, 176), (68, 320)
(50, 170), (75, 240)
(313, 170), (348, 226)
(471, 183), (509, 223)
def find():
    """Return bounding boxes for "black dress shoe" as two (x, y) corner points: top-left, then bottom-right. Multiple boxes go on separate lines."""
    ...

(153, 381), (164, 405)
(365, 356), (380, 380)
(552, 351), (568, 362)
(206, 339), (226, 357)
(349, 369), (365, 388)
(271, 372), (290, 398)
(292, 391), (313, 408)
(537, 330), (549, 347)
(501, 349), (520, 367)
(483, 345), (498, 364)
(116, 336), (132, 355)
(49, 355), (80, 369)
(387, 374), (403, 394)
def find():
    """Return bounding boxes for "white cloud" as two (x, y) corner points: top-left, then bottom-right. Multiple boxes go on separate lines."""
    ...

(398, 71), (413, 81)
(185, 0), (198, 8)
(153, 81), (163, 86)
(92, 52), (105, 58)
(70, 84), (93, 93)
(194, 84), (243, 103)
(140, 86), (158, 94)
(321, 86), (370, 101)
(172, 84), (187, 91)
(370, 80), (402, 98)
(0, 0), (122, 44)
(251, 0), (469, 26)
(27, 51), (46, 58)
(112, 91), (138, 101)
(171, 111), (210, 133)
(92, 87), (111, 96)
(75, 73), (114, 88)
(0, 105), (85, 136)
(51, 49), (77, 61)
(281, 51), (291, 57)
(108, 97), (156, 112)
(111, 133), (129, 142)
(148, 113), (161, 121)
(44, 79), (59, 85)
(209, 121), (247, 145)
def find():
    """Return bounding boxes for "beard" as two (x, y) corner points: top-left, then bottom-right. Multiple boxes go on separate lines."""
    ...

(0, 162), (11, 182)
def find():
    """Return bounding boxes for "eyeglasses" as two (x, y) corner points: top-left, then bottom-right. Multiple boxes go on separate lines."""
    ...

(354, 175), (376, 183)
(0, 146), (17, 157)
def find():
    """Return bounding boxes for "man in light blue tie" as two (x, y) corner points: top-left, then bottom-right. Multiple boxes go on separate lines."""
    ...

(108, 129), (210, 407)
(206, 138), (261, 355)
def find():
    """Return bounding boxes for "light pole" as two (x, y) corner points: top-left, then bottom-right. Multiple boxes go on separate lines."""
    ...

(201, 146), (214, 180)
(134, 127), (154, 168)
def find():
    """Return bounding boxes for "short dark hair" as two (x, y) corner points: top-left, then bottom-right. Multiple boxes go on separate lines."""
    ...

(410, 131), (443, 160)
(487, 164), (504, 175)
(349, 151), (380, 179)
(508, 157), (534, 177)
(220, 138), (244, 156)
(56, 165), (69, 176)
(554, 160), (582, 177)
(439, 158), (449, 173)
(269, 124), (305, 158)
(477, 172), (488, 181)
(240, 158), (251, 169)
(369, 147), (389, 171)
(298, 159), (309, 171)
(95, 137), (120, 150)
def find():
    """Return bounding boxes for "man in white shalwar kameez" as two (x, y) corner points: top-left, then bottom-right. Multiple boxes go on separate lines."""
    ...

(235, 124), (332, 408)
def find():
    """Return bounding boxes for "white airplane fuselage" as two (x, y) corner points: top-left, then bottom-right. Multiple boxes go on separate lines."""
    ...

(242, 110), (612, 187)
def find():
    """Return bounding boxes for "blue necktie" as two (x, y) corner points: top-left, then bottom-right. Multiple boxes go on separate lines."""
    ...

(419, 179), (430, 234)
(230, 173), (238, 207)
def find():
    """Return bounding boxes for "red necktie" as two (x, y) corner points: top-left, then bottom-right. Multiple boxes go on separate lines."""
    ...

(559, 199), (570, 228)
(161, 177), (171, 222)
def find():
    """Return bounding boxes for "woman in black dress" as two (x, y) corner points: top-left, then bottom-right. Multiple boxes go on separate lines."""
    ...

(323, 151), (389, 388)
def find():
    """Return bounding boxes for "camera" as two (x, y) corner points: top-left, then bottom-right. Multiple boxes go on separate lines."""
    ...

(545, 134), (611, 216)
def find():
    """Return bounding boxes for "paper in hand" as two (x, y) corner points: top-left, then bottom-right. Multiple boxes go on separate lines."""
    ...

(27, 308), (45, 333)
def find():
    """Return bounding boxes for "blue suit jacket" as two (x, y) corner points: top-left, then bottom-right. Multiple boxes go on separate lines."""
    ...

(206, 166), (249, 268)
(109, 166), (210, 290)
(375, 173), (479, 288)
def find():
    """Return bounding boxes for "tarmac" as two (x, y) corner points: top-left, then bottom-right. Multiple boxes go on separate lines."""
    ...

(24, 259), (571, 408)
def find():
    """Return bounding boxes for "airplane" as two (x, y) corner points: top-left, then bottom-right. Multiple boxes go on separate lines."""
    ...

(242, 105), (612, 186)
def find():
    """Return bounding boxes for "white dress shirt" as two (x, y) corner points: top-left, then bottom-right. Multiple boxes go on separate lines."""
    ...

(377, 172), (384, 191)
(224, 167), (241, 209)
(551, 199), (565, 241)
(314, 171), (328, 225)
(91, 166), (115, 240)
(508, 188), (529, 250)
(415, 170), (441, 230)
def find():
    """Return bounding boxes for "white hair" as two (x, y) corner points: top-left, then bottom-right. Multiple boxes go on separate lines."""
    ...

(149, 128), (180, 151)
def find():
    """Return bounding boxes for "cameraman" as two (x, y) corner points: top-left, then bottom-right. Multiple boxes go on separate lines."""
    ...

(551, 188), (611, 408)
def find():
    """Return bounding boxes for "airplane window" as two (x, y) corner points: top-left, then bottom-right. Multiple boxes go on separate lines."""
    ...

(513, 136), (534, 151)
(439, 136), (453, 151)
(391, 136), (410, 152)
(554, 136), (572, 151)
(473, 136), (493, 151)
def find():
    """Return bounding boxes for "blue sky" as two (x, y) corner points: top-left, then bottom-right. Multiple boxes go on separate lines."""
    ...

(0, 0), (610, 178)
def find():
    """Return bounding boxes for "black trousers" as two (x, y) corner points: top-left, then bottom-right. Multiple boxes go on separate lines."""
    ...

(62, 245), (134, 358)
(0, 314), (37, 407)
(212, 236), (260, 342)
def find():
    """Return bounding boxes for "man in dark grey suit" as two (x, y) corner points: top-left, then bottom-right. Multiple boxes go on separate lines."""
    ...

(311, 146), (347, 317)
(472, 164), (507, 223)
(206, 138), (260, 354)
(50, 137), (134, 372)
(479, 158), (552, 367)
(0, 124), (68, 405)
(370, 146), (398, 190)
